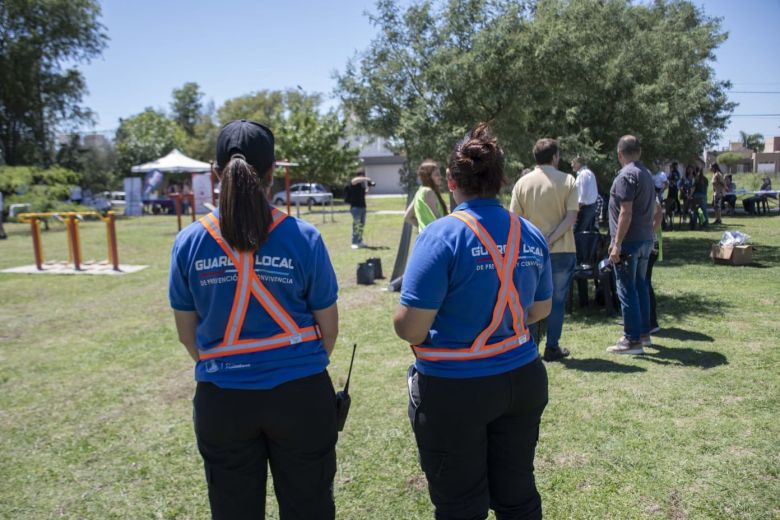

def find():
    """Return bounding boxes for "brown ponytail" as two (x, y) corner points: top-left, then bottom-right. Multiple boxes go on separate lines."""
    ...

(417, 159), (449, 215)
(218, 154), (272, 251)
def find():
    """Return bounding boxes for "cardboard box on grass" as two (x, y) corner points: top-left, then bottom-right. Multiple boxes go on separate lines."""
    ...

(710, 244), (753, 266)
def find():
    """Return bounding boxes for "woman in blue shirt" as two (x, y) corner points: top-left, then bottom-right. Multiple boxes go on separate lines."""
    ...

(394, 123), (553, 520)
(169, 120), (339, 520)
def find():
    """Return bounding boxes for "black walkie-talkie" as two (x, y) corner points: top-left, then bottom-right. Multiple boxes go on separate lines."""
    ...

(335, 343), (357, 432)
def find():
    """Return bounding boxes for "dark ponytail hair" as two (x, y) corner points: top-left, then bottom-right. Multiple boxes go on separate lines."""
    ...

(218, 154), (273, 251)
(418, 159), (449, 215)
(448, 122), (504, 197)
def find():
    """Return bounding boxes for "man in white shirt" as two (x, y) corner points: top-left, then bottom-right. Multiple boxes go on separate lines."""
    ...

(571, 156), (599, 232)
(653, 169), (668, 199)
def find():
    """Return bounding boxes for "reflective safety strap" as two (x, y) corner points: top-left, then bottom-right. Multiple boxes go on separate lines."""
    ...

(199, 325), (321, 360)
(412, 210), (529, 361)
(269, 207), (286, 232)
(197, 211), (316, 360)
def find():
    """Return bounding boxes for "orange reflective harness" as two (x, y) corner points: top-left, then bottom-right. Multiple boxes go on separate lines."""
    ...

(412, 210), (529, 362)
(197, 209), (320, 360)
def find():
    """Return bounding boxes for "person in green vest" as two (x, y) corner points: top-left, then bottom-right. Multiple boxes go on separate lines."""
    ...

(404, 159), (449, 230)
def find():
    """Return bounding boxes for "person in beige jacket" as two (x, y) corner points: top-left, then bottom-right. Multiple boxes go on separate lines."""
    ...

(510, 138), (578, 361)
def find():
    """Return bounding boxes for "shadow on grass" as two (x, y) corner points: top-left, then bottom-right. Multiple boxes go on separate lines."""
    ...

(637, 343), (728, 369)
(652, 327), (713, 342)
(559, 357), (646, 373)
(654, 292), (734, 322)
(566, 290), (733, 325)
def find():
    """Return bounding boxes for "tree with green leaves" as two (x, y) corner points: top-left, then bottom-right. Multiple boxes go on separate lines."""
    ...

(739, 131), (764, 154)
(56, 134), (118, 193)
(337, 0), (734, 188)
(0, 165), (81, 219)
(0, 0), (107, 166)
(716, 151), (745, 174)
(114, 109), (187, 174)
(171, 82), (204, 137)
(217, 89), (359, 185)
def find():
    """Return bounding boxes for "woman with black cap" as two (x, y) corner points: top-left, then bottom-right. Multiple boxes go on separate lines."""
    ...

(395, 123), (553, 520)
(169, 119), (340, 519)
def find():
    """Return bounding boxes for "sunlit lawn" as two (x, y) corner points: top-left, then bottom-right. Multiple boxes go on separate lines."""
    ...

(0, 197), (777, 519)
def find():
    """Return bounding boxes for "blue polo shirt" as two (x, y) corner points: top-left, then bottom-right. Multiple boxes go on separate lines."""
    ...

(401, 198), (552, 379)
(169, 210), (338, 389)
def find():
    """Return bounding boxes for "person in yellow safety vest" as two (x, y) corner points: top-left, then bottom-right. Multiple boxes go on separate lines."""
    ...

(404, 159), (450, 231)
(169, 120), (340, 520)
(394, 122), (553, 520)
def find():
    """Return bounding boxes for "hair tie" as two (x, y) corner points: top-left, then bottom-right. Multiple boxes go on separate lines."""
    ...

(230, 153), (246, 162)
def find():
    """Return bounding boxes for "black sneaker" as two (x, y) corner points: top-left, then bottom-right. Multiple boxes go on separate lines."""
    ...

(543, 346), (570, 362)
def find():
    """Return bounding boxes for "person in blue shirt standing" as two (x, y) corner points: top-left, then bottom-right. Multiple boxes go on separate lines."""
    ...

(169, 120), (340, 520)
(394, 123), (553, 520)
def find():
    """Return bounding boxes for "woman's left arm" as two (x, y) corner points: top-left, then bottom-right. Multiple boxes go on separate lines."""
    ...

(312, 303), (339, 357)
(526, 299), (552, 325)
(404, 201), (418, 227)
(424, 189), (441, 218)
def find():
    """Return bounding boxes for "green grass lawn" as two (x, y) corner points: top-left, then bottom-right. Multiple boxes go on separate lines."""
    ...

(0, 200), (778, 519)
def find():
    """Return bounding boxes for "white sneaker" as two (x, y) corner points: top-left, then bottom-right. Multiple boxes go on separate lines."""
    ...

(649, 325), (661, 334)
(350, 244), (359, 249)
(640, 335), (652, 347)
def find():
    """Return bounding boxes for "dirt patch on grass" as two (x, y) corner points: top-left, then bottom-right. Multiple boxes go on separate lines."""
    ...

(339, 286), (388, 311)
(667, 489), (687, 519)
(554, 452), (590, 468)
(158, 369), (194, 404)
(406, 474), (428, 492)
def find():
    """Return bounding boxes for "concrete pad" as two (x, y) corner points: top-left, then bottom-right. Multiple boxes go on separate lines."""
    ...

(1, 260), (148, 275)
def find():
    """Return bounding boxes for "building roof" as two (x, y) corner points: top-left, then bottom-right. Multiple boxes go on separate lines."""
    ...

(361, 155), (406, 166)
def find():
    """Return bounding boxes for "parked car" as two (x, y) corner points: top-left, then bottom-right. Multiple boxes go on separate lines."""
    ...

(104, 191), (126, 211)
(272, 183), (332, 206)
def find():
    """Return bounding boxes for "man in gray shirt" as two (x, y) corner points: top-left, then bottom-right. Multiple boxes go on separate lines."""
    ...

(607, 135), (659, 355)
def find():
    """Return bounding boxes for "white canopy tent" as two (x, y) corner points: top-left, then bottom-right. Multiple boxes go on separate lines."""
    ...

(130, 149), (211, 173)
(127, 149), (214, 216)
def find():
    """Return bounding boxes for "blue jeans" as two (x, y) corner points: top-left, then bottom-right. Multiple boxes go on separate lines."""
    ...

(693, 194), (708, 225)
(614, 240), (653, 340)
(574, 203), (597, 233)
(350, 206), (366, 245)
(530, 252), (575, 349)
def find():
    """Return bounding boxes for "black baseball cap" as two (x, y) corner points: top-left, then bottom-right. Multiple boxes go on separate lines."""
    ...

(216, 119), (275, 173)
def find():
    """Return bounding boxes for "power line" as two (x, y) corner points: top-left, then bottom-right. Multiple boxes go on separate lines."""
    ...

(731, 82), (780, 86)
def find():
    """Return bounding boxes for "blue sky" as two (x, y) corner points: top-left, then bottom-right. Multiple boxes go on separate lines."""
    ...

(80, 0), (780, 149)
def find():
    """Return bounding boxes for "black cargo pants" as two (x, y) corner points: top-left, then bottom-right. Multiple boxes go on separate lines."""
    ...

(408, 358), (548, 520)
(193, 371), (338, 520)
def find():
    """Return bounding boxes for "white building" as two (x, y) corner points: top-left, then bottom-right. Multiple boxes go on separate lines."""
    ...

(355, 135), (405, 194)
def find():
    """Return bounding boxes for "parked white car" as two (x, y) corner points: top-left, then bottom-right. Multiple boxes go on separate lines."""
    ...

(272, 183), (332, 206)
(108, 191), (126, 210)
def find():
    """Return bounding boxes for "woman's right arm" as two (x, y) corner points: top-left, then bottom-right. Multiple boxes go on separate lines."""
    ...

(394, 306), (437, 345)
(174, 310), (200, 362)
